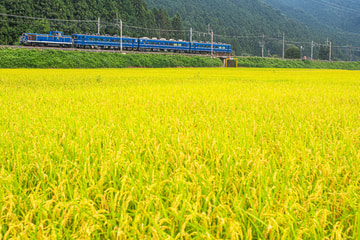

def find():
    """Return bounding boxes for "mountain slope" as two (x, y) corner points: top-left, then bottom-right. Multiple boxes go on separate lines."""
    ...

(0, 0), (183, 45)
(263, 0), (360, 36)
(146, 0), (347, 53)
(145, 0), (360, 57)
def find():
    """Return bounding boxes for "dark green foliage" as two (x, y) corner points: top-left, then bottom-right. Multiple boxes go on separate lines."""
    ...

(171, 13), (184, 40)
(318, 46), (330, 61)
(145, 0), (360, 59)
(145, 0), (326, 55)
(237, 57), (360, 70)
(285, 46), (300, 59)
(0, 0), (184, 44)
(0, 5), (11, 45)
(0, 48), (222, 68)
(157, 9), (172, 39)
(264, 0), (360, 36)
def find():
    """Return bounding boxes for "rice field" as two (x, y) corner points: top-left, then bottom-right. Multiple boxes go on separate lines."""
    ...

(1, 68), (360, 239)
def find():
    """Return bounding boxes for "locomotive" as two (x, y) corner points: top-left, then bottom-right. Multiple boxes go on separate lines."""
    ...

(20, 31), (232, 54)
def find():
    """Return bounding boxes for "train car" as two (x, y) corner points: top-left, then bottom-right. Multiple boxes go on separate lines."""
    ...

(213, 43), (232, 54)
(190, 42), (232, 54)
(138, 38), (190, 52)
(20, 30), (232, 55)
(20, 31), (72, 47)
(72, 34), (138, 50)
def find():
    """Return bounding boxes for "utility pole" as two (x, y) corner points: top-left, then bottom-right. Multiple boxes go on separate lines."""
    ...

(311, 41), (314, 61)
(116, 13), (122, 52)
(259, 33), (265, 57)
(282, 32), (285, 59)
(329, 41), (332, 62)
(98, 17), (100, 35)
(349, 43), (352, 62)
(190, 27), (192, 43)
(211, 30), (214, 57)
(120, 18), (122, 53)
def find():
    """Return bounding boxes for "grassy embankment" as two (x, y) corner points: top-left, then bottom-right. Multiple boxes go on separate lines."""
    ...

(237, 56), (360, 69)
(1, 68), (360, 239)
(0, 48), (222, 68)
(2, 48), (360, 69)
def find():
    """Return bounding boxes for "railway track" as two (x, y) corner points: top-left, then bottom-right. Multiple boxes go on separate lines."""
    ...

(0, 45), (231, 58)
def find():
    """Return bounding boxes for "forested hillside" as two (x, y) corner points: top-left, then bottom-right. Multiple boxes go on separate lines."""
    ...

(145, 0), (320, 55)
(1, 0), (359, 57)
(264, 0), (360, 35)
(145, 0), (360, 57)
(0, 0), (183, 45)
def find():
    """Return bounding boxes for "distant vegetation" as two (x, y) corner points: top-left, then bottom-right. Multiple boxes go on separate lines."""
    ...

(0, 0), (184, 44)
(1, 48), (360, 70)
(264, 0), (360, 35)
(237, 57), (360, 70)
(0, 0), (349, 57)
(0, 48), (222, 68)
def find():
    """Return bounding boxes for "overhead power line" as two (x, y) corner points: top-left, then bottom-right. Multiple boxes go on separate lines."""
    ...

(2, 12), (360, 55)
(0, 13), (97, 22)
(311, 0), (360, 15)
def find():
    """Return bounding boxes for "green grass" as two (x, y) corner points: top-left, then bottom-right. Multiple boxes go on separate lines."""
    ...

(237, 57), (360, 70)
(0, 48), (223, 68)
(1, 68), (360, 239)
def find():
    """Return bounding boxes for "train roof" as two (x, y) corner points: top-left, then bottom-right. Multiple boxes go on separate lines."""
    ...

(73, 33), (137, 39)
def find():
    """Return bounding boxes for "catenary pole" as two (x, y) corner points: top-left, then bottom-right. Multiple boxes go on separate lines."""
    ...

(282, 32), (285, 59)
(349, 43), (352, 61)
(190, 27), (192, 42)
(262, 33), (265, 57)
(120, 18), (123, 53)
(211, 30), (214, 56)
(98, 17), (100, 35)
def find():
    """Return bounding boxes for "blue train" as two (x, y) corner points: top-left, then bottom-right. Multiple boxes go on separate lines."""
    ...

(21, 31), (232, 54)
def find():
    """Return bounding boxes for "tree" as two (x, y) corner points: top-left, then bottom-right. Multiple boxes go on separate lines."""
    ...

(171, 12), (184, 40)
(0, 4), (10, 44)
(158, 9), (172, 39)
(318, 45), (330, 60)
(285, 46), (301, 59)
